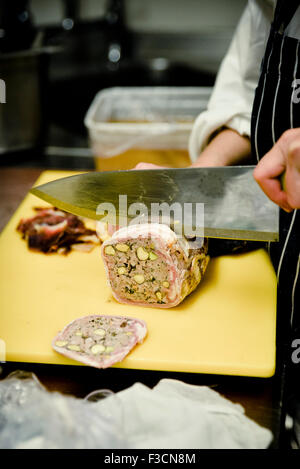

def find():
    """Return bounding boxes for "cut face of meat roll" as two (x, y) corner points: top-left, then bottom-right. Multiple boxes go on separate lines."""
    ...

(52, 315), (147, 369)
(101, 223), (209, 308)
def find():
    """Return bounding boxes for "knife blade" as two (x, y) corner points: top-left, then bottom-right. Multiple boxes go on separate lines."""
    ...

(30, 166), (279, 241)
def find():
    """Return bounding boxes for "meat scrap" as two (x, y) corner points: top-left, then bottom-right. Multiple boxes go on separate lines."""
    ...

(17, 207), (100, 254)
(101, 223), (209, 308)
(52, 314), (147, 369)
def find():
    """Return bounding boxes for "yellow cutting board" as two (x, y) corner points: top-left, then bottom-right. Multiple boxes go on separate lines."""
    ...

(0, 170), (277, 377)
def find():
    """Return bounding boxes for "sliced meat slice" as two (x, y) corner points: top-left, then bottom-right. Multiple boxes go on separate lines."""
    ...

(101, 223), (209, 308)
(17, 206), (100, 254)
(52, 314), (147, 369)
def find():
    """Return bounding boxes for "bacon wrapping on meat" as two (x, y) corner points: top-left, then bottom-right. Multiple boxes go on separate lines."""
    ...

(17, 207), (100, 254)
(52, 314), (147, 369)
(101, 223), (209, 308)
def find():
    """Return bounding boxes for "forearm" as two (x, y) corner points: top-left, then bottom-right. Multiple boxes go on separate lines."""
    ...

(190, 128), (252, 167)
(134, 128), (252, 171)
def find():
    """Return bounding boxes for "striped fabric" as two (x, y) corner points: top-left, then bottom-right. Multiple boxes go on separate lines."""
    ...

(251, 1), (300, 356)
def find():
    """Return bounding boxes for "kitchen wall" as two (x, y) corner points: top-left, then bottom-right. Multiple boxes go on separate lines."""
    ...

(30, 0), (248, 74)
(0, 1), (249, 162)
(30, 0), (247, 33)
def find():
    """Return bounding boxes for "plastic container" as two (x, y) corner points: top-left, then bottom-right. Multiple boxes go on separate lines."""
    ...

(84, 87), (212, 171)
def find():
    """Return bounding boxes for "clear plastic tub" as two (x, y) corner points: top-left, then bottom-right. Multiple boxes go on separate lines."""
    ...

(84, 87), (212, 171)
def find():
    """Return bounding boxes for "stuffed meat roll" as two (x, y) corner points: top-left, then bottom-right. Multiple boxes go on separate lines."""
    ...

(101, 223), (209, 308)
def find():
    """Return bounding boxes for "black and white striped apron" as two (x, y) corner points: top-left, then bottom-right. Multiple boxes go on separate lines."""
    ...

(251, 0), (300, 389)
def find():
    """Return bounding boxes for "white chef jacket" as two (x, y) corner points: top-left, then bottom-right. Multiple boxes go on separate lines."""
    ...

(188, 0), (300, 162)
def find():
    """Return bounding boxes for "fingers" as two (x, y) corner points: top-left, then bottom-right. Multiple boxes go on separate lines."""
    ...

(254, 129), (300, 211)
(253, 146), (293, 212)
(257, 172), (292, 212)
(133, 162), (167, 170)
(285, 139), (300, 208)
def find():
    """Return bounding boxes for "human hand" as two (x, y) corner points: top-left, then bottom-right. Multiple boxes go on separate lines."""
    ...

(253, 129), (300, 212)
(133, 162), (168, 170)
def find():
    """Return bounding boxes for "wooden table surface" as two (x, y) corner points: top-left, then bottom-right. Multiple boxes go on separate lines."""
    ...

(0, 166), (288, 449)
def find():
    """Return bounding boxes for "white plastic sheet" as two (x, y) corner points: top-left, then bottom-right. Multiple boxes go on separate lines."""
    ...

(0, 371), (273, 449)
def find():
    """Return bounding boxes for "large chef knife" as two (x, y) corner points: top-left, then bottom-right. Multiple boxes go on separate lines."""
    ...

(30, 166), (279, 241)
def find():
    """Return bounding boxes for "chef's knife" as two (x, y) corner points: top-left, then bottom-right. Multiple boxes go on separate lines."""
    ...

(30, 166), (279, 241)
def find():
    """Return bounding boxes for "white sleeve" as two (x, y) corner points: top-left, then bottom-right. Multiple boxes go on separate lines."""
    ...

(188, 0), (275, 162)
